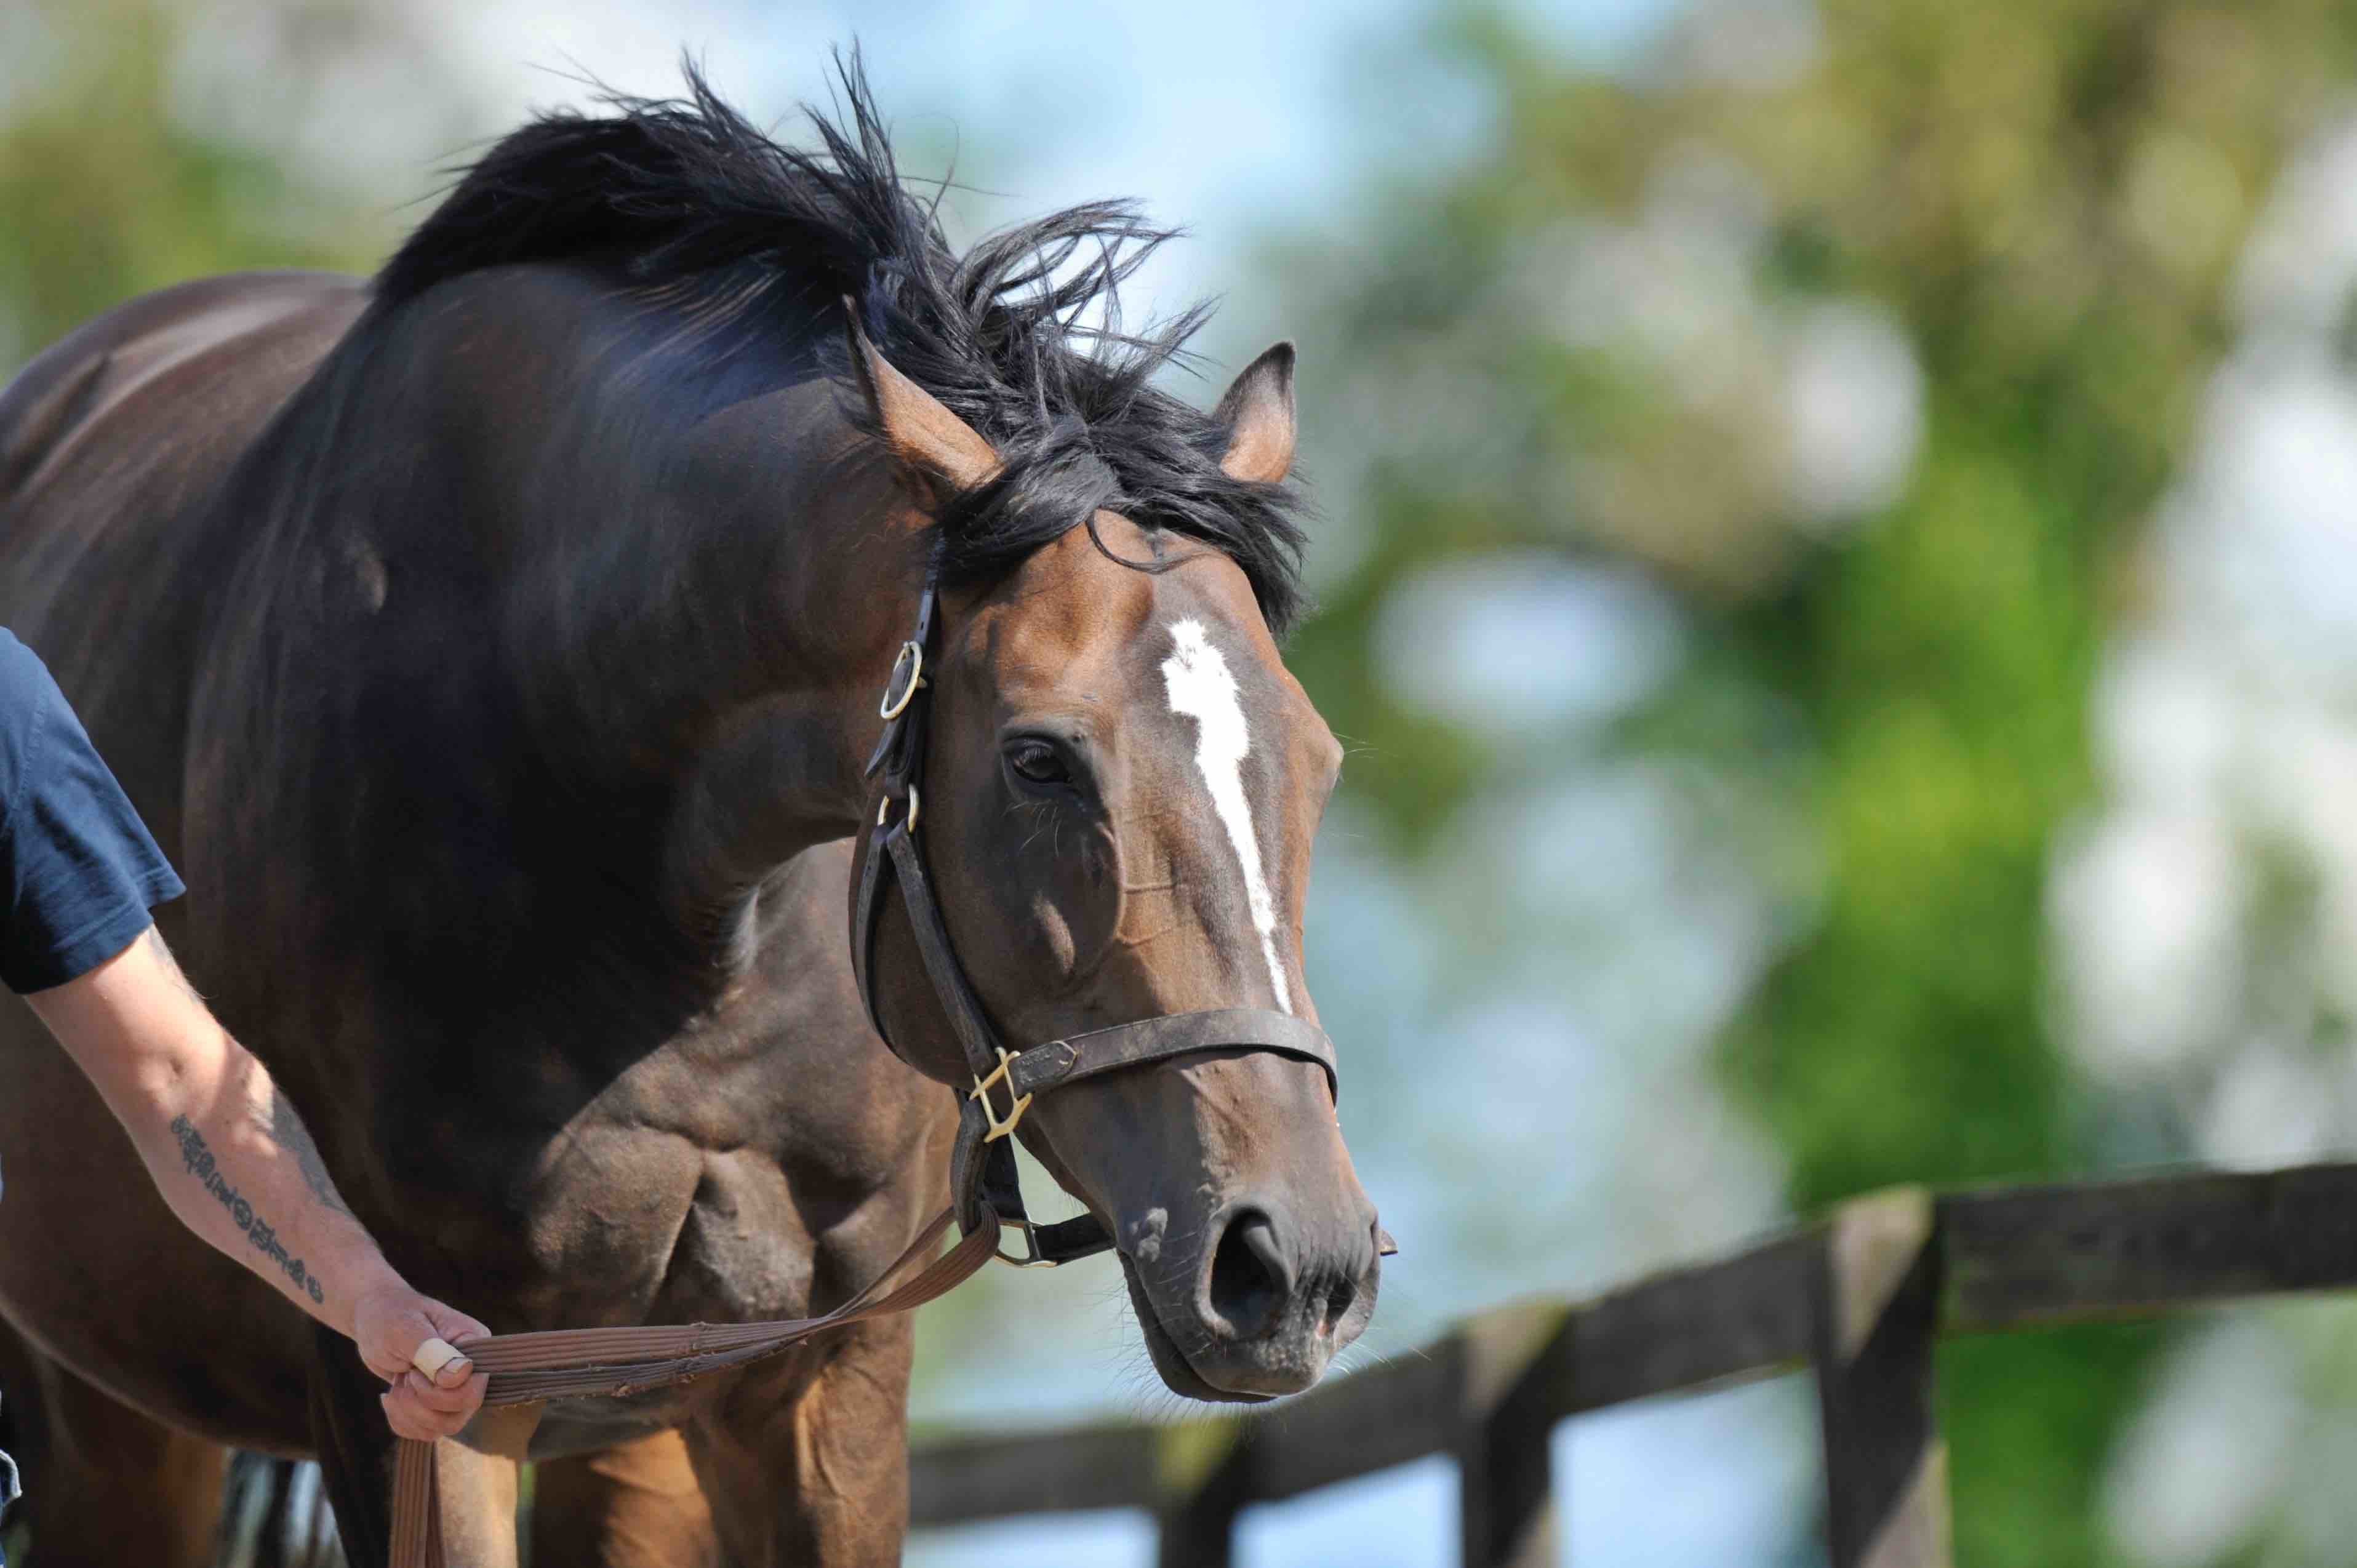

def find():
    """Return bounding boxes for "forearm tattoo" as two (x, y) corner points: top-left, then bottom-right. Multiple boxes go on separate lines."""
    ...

(145, 925), (356, 1234)
(170, 1113), (326, 1305)
(255, 1091), (356, 1219)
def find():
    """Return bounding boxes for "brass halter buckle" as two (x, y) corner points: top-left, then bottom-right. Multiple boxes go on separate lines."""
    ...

(968, 1047), (1033, 1143)
(994, 1214), (1059, 1270)
(878, 639), (927, 720)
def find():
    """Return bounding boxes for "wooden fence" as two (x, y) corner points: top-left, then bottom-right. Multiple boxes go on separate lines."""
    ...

(907, 1159), (2357, 1567)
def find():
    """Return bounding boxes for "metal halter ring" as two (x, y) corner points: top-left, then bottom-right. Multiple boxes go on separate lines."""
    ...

(878, 640), (927, 720)
(876, 783), (921, 834)
(968, 1047), (1033, 1143)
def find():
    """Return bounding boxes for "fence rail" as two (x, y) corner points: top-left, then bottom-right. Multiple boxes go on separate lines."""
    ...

(908, 1159), (2357, 1567)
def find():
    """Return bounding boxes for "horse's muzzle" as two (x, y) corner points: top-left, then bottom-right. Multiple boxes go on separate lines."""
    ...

(1124, 1194), (1382, 1401)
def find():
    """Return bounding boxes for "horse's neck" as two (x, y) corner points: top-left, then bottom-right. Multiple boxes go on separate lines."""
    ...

(239, 282), (910, 993)
(502, 378), (914, 936)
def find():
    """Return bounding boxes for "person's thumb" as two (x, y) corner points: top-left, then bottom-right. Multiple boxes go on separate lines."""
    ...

(417, 1302), (490, 1390)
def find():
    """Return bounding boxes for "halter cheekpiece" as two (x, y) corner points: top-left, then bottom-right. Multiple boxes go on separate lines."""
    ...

(850, 550), (1341, 1266)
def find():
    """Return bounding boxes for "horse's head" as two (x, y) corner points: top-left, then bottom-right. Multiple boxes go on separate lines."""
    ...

(849, 329), (1379, 1402)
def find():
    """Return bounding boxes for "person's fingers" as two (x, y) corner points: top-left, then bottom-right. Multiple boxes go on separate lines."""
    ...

(400, 1369), (478, 1416)
(356, 1308), (431, 1383)
(382, 1380), (476, 1442)
(354, 1287), (494, 1417)
(413, 1302), (491, 1386)
(410, 1336), (473, 1388)
(410, 1369), (474, 1415)
(427, 1302), (492, 1346)
(381, 1388), (438, 1443)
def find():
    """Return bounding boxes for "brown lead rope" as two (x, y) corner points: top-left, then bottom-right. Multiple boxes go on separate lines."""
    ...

(388, 1204), (1001, 1568)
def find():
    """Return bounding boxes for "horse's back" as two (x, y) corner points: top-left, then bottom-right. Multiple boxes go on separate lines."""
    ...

(0, 270), (366, 657)
(1, 271), (359, 500)
(1, 270), (364, 505)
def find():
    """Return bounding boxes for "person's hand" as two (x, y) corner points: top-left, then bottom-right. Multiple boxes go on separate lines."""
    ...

(351, 1277), (490, 1442)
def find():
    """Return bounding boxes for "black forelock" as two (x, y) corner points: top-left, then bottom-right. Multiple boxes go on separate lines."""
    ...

(375, 51), (1309, 634)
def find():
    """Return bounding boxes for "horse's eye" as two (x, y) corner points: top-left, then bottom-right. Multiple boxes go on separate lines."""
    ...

(1007, 740), (1072, 786)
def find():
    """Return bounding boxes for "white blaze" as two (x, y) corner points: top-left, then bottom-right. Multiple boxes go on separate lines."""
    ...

(1161, 618), (1292, 1014)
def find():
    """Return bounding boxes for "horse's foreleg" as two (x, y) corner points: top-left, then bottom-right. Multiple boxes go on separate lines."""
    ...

(682, 1315), (916, 1568)
(530, 1428), (718, 1568)
(423, 1403), (541, 1567)
(0, 1319), (226, 1567)
(306, 1322), (398, 1567)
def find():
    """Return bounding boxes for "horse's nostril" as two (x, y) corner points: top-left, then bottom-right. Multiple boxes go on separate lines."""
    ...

(1207, 1210), (1289, 1340)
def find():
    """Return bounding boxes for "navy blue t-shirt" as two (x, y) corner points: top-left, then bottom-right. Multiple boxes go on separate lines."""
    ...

(0, 630), (183, 995)
(0, 631), (182, 1552)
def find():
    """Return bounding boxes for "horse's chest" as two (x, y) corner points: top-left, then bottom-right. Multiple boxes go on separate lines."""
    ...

(511, 1124), (812, 1322)
(482, 1018), (946, 1328)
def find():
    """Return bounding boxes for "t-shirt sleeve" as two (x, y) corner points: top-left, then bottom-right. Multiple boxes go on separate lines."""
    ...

(0, 631), (185, 994)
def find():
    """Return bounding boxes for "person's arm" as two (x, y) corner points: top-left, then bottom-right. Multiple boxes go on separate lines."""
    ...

(25, 924), (489, 1441)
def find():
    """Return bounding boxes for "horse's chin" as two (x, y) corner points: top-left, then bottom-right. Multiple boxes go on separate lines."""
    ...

(1118, 1254), (1280, 1406)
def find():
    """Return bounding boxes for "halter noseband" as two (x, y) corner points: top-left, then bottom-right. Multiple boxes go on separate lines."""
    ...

(849, 559), (1340, 1267)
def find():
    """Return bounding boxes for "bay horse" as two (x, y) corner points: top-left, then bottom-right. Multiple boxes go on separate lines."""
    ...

(0, 62), (1380, 1568)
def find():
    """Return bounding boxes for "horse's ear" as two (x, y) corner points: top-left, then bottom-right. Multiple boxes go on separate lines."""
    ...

(1214, 341), (1297, 484)
(841, 299), (1001, 503)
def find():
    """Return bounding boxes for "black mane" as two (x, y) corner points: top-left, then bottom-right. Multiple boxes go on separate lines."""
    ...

(377, 56), (1308, 632)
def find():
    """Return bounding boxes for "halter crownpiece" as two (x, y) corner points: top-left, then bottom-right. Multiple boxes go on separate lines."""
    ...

(850, 550), (1341, 1267)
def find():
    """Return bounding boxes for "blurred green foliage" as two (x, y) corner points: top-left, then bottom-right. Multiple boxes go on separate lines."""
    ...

(0, 0), (393, 361)
(1283, 1), (2357, 1561)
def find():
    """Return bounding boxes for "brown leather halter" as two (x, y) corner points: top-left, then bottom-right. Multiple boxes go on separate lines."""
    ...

(387, 558), (1342, 1566)
(850, 554), (1342, 1266)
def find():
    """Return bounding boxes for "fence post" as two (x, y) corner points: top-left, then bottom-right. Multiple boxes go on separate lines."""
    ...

(1454, 1300), (1565, 1568)
(1156, 1425), (1251, 1568)
(1811, 1187), (1950, 1568)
